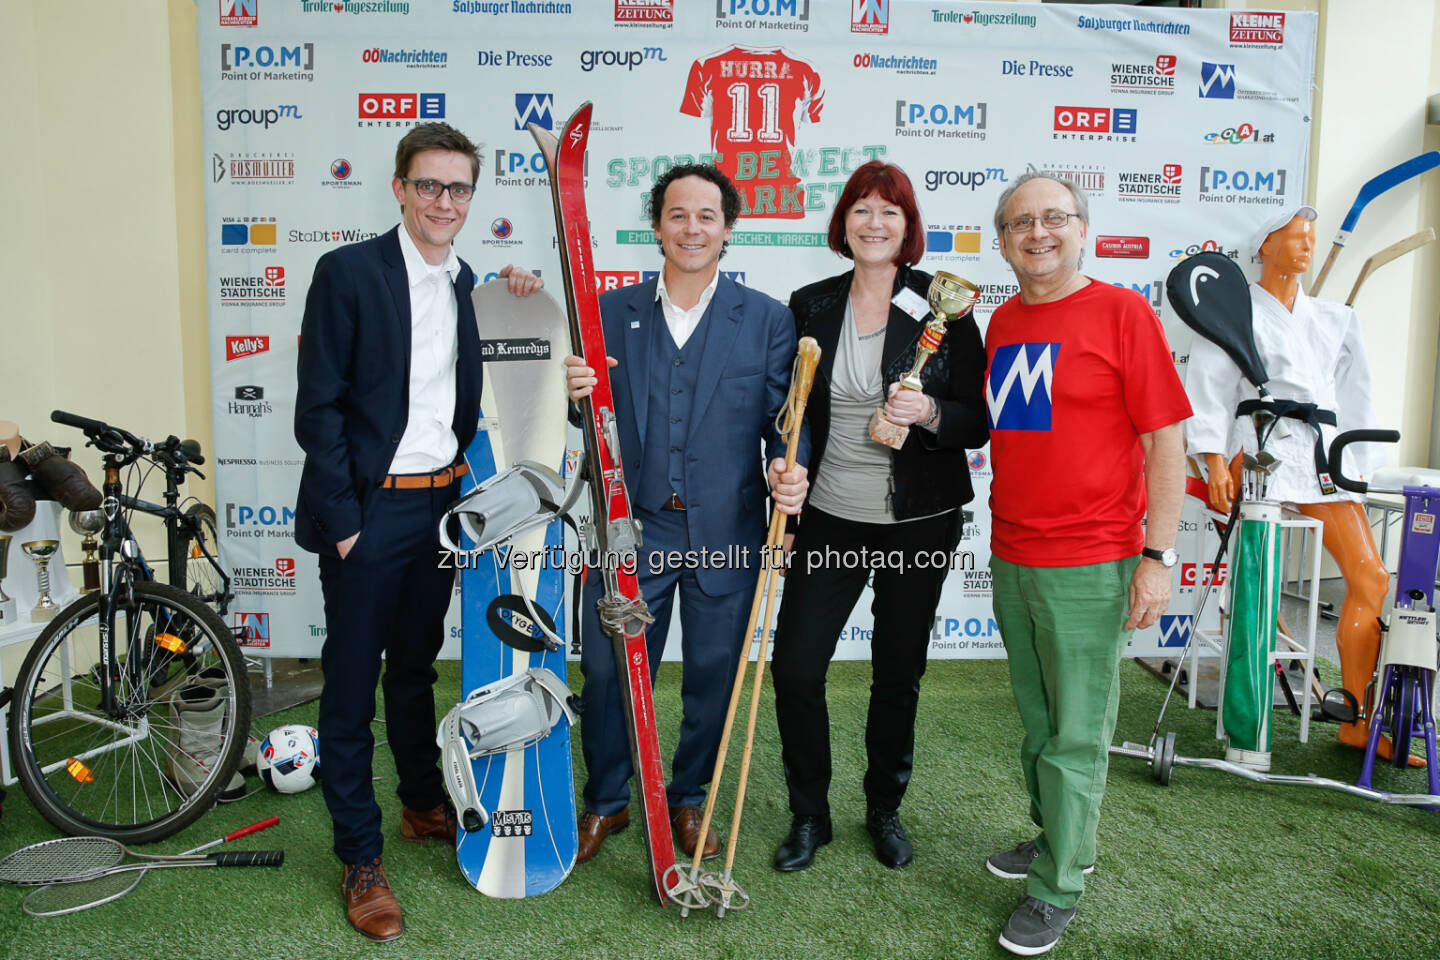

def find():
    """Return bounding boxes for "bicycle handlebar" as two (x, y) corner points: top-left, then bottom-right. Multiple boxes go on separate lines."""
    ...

(1327, 429), (1400, 494)
(51, 410), (205, 470)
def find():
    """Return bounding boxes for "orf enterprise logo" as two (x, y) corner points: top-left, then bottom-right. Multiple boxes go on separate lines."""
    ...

(1053, 106), (1136, 141)
(1180, 562), (1227, 587)
(225, 335), (270, 361)
(358, 93), (445, 121)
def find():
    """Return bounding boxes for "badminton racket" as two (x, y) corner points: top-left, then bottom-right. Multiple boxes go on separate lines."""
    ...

(21, 817), (280, 918)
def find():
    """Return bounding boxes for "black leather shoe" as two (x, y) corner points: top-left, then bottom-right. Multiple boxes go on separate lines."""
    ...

(773, 814), (832, 872)
(866, 808), (913, 869)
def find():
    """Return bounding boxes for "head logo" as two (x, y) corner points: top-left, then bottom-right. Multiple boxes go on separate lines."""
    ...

(1157, 614), (1192, 648)
(967, 451), (986, 471)
(220, 0), (258, 27)
(225, 336), (271, 361)
(358, 93), (445, 120)
(1230, 12), (1283, 45)
(330, 158), (352, 180)
(615, 0), (673, 23)
(514, 93), (554, 131)
(491, 218), (513, 239)
(234, 612), (270, 646)
(987, 343), (1059, 432)
(851, 0), (888, 34)
(1199, 62), (1236, 99)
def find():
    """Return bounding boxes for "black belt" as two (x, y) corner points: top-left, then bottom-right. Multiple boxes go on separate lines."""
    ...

(1235, 399), (1338, 494)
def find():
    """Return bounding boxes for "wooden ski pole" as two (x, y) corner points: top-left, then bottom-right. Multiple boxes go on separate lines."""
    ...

(683, 336), (820, 917)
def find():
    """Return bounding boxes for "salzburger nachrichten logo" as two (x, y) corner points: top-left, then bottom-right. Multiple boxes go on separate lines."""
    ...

(213, 152), (296, 185)
(453, 0), (572, 14)
(219, 266), (286, 306)
(220, 42), (313, 81)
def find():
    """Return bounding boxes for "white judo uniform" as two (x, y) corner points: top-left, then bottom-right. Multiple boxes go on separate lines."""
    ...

(1184, 284), (1385, 504)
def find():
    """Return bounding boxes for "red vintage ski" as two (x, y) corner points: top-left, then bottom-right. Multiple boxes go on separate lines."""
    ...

(529, 103), (683, 906)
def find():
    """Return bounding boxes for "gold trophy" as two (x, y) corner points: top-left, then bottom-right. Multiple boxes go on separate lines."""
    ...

(69, 509), (105, 593)
(868, 270), (981, 450)
(22, 538), (61, 622)
(0, 534), (15, 624)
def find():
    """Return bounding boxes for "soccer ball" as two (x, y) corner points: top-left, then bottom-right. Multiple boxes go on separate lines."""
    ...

(256, 724), (320, 794)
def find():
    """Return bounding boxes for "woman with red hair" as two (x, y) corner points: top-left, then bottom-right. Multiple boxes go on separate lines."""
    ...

(770, 160), (988, 873)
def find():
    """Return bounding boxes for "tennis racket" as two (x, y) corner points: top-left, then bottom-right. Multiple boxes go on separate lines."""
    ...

(0, 831), (283, 887)
(21, 817), (281, 918)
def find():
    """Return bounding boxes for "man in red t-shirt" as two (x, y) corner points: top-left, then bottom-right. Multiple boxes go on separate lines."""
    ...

(981, 173), (1190, 956)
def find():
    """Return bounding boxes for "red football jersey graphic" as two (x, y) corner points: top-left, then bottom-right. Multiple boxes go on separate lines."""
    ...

(680, 45), (824, 220)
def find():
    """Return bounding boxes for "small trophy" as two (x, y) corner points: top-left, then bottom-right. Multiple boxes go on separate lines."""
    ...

(69, 509), (105, 593)
(0, 534), (15, 624)
(869, 270), (981, 450)
(22, 538), (61, 622)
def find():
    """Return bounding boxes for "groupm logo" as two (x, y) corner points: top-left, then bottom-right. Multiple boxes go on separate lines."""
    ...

(514, 93), (554, 131)
(579, 47), (666, 72)
(895, 101), (986, 141)
(851, 0), (888, 35)
(923, 167), (1005, 192)
(1198, 62), (1236, 99)
(1157, 614), (1193, 648)
(216, 105), (301, 131)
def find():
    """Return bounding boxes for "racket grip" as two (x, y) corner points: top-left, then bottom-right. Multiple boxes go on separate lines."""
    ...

(209, 850), (285, 867)
(226, 817), (280, 842)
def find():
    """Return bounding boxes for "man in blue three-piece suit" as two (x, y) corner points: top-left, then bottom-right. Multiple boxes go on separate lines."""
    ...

(293, 123), (541, 942)
(563, 164), (810, 864)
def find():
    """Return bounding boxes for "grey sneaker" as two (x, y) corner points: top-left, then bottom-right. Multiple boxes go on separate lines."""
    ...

(986, 839), (1095, 880)
(999, 895), (1077, 956)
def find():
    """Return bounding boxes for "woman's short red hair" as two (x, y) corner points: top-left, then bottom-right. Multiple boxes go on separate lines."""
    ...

(826, 160), (926, 267)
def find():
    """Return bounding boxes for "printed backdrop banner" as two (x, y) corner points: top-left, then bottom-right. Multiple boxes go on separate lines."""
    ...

(199, 1), (1317, 660)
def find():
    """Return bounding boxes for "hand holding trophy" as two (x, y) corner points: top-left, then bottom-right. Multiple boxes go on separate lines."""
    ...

(868, 270), (979, 450)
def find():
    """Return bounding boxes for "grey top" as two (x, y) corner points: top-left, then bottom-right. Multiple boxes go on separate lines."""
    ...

(808, 298), (897, 524)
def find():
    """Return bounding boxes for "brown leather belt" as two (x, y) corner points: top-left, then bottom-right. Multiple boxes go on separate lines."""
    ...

(663, 493), (686, 510)
(381, 462), (469, 490)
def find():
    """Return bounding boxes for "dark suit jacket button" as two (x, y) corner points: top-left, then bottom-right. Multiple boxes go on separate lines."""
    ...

(390, 434), (401, 444)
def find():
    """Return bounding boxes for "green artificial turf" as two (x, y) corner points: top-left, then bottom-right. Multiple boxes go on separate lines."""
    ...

(2, 658), (1439, 959)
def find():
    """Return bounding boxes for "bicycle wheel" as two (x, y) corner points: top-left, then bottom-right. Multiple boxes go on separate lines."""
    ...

(181, 502), (230, 614)
(8, 580), (252, 843)
(1393, 666), (1416, 766)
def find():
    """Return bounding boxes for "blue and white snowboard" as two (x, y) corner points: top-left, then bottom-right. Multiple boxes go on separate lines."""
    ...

(456, 281), (576, 898)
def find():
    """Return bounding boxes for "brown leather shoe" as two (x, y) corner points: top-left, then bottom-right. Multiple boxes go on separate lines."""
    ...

(576, 808), (630, 862)
(669, 804), (720, 861)
(400, 802), (458, 844)
(342, 857), (403, 942)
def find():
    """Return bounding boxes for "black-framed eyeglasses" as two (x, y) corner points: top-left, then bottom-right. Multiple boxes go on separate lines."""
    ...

(1003, 211), (1080, 234)
(401, 178), (475, 203)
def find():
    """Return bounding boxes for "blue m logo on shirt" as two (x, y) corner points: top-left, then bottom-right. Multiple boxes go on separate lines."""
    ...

(987, 342), (1060, 431)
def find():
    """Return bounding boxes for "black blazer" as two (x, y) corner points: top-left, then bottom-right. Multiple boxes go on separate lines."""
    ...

(293, 226), (483, 556)
(788, 265), (987, 522)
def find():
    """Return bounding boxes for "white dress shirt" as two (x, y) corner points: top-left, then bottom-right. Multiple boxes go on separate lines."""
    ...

(389, 225), (460, 474)
(655, 268), (720, 348)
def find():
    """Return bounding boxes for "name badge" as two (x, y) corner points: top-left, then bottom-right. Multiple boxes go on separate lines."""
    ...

(891, 287), (929, 321)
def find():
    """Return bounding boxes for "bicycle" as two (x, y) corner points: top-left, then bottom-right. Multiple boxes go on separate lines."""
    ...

(6, 410), (251, 842)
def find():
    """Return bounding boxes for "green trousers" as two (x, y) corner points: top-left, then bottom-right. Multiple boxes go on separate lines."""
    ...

(990, 554), (1140, 908)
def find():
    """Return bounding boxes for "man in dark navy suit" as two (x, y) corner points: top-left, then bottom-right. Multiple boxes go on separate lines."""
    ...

(563, 165), (809, 864)
(294, 123), (540, 942)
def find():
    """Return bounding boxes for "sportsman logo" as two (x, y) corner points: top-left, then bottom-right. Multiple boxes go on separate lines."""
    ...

(679, 45), (824, 219)
(986, 342), (1059, 431)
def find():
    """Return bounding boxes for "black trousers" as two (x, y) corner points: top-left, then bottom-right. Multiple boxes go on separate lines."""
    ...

(771, 506), (961, 818)
(315, 482), (457, 864)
